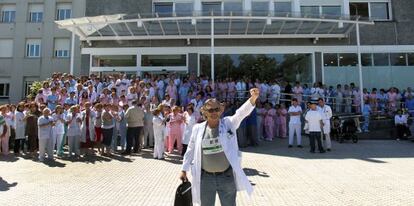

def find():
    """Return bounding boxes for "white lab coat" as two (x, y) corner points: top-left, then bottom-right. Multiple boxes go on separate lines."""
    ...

(318, 104), (333, 134)
(182, 100), (255, 206)
(153, 114), (165, 159)
(80, 110), (96, 142)
(14, 111), (26, 139)
(182, 112), (197, 145)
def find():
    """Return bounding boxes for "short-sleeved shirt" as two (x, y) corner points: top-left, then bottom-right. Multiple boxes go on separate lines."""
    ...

(305, 110), (322, 132)
(47, 94), (59, 110)
(38, 116), (53, 139)
(288, 105), (302, 124)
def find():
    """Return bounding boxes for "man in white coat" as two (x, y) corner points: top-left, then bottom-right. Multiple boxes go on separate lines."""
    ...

(180, 88), (259, 206)
(288, 98), (302, 148)
(269, 81), (281, 106)
(318, 98), (333, 151)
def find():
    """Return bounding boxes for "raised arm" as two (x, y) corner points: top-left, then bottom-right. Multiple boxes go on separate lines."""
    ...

(228, 88), (259, 129)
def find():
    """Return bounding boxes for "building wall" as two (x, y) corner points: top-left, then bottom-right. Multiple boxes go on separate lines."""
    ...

(86, 0), (151, 16)
(0, 0), (85, 103)
(80, 0), (414, 89)
(83, 0), (414, 46)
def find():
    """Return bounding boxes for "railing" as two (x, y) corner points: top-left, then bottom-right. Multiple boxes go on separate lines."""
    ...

(122, 11), (366, 22)
(217, 90), (408, 117)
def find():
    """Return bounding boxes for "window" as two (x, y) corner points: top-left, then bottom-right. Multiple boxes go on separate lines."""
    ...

(92, 55), (137, 67)
(324, 53), (338, 66)
(24, 80), (34, 98)
(0, 82), (10, 98)
(370, 2), (389, 20)
(361, 53), (373, 66)
(54, 39), (70, 58)
(202, 2), (222, 15)
(350, 3), (369, 18)
(141, 55), (186, 67)
(1, 5), (16, 23)
(274, 2), (292, 14)
(408, 53), (414, 66)
(339, 53), (357, 66)
(175, 2), (193, 16)
(390, 53), (407, 66)
(26, 39), (41, 58)
(56, 3), (72, 20)
(223, 1), (243, 15)
(350, 2), (391, 20)
(154, 2), (173, 16)
(0, 39), (13, 58)
(301, 6), (319, 17)
(252, 1), (269, 15)
(28, 4), (44, 22)
(373, 53), (389, 66)
(321, 6), (341, 16)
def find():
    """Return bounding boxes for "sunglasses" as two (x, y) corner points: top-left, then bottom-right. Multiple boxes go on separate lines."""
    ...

(206, 107), (220, 113)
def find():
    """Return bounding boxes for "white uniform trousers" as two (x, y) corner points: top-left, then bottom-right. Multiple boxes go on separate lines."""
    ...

(38, 138), (53, 161)
(143, 126), (154, 147)
(322, 120), (332, 149)
(67, 135), (80, 156)
(288, 123), (302, 146)
(153, 134), (165, 159)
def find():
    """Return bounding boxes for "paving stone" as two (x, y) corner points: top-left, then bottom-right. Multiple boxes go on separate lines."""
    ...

(1, 139), (414, 206)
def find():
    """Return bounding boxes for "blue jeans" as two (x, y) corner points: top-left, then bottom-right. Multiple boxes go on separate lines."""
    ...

(362, 114), (370, 132)
(200, 168), (237, 206)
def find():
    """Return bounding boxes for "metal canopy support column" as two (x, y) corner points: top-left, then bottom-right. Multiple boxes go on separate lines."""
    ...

(211, 18), (215, 84)
(70, 32), (76, 75)
(356, 22), (364, 110)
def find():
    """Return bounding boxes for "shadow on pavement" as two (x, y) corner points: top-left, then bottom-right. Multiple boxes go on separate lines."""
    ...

(0, 177), (17, 192)
(243, 168), (270, 177)
(0, 154), (19, 162)
(140, 149), (182, 165)
(42, 159), (66, 167)
(241, 138), (414, 163)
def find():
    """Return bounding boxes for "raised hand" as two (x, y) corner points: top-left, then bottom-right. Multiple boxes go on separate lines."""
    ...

(249, 88), (260, 105)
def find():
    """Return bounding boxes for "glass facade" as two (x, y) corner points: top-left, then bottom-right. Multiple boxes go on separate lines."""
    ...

(141, 55), (186, 67)
(202, 2), (222, 15)
(390, 53), (407, 66)
(408, 53), (414, 66)
(274, 2), (292, 15)
(339, 53), (357, 66)
(321, 6), (341, 17)
(370, 2), (389, 20)
(350, 3), (369, 19)
(223, 1), (243, 15)
(324, 52), (414, 90)
(154, 2), (173, 16)
(175, 2), (193, 16)
(252, 1), (269, 16)
(373, 53), (389, 66)
(301, 6), (319, 17)
(324, 53), (338, 67)
(92, 55), (137, 67)
(200, 53), (312, 83)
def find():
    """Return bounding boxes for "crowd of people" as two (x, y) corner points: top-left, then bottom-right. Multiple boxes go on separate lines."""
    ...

(0, 72), (412, 160)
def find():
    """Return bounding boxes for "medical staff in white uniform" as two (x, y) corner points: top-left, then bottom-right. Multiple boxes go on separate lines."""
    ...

(180, 88), (259, 206)
(288, 98), (302, 148)
(317, 98), (333, 151)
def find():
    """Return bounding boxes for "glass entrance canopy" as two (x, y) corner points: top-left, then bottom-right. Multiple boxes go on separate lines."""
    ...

(55, 11), (374, 41)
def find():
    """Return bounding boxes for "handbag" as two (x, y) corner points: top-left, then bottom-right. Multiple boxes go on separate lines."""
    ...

(174, 181), (193, 206)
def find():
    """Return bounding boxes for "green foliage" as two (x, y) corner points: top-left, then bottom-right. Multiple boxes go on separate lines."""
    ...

(26, 81), (44, 100)
(200, 54), (312, 83)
